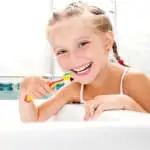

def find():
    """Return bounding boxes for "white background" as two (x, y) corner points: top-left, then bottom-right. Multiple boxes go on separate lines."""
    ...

(0, 0), (150, 77)
(0, 0), (52, 76)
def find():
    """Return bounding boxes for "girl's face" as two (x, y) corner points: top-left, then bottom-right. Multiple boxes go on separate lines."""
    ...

(49, 16), (113, 84)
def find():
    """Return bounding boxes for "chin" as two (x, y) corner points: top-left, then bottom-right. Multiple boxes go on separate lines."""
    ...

(74, 75), (96, 85)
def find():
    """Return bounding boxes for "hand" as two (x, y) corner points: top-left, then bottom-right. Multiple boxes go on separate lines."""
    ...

(84, 94), (146, 120)
(20, 76), (52, 99)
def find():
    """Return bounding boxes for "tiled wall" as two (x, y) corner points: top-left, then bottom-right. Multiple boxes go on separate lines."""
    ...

(0, 77), (21, 100)
(0, 76), (60, 100)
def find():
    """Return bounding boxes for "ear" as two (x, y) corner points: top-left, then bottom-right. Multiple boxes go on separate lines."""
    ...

(104, 31), (114, 52)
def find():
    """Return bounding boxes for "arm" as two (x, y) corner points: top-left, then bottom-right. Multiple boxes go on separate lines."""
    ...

(19, 82), (79, 122)
(124, 72), (150, 112)
(19, 91), (39, 122)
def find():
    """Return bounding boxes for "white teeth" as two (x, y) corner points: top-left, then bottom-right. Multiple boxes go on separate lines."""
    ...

(73, 63), (91, 72)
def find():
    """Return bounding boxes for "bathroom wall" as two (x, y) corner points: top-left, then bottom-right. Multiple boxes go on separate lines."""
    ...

(0, 0), (52, 77)
(116, 0), (150, 74)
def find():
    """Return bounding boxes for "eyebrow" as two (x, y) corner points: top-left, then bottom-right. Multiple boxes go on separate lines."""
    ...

(54, 47), (66, 52)
(74, 36), (92, 43)
(53, 36), (91, 51)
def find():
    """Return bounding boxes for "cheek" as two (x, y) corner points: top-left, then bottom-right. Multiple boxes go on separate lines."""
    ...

(91, 45), (109, 64)
(56, 56), (70, 71)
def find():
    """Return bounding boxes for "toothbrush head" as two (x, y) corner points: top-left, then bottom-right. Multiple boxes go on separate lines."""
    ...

(63, 72), (73, 81)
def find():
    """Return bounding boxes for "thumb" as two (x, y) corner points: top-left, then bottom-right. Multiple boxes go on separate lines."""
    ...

(84, 102), (95, 121)
(84, 102), (90, 121)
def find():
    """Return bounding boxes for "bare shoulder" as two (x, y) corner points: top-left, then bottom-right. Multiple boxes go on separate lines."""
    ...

(125, 70), (150, 89)
(124, 70), (150, 111)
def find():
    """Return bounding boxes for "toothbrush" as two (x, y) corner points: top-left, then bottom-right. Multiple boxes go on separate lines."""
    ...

(24, 73), (73, 103)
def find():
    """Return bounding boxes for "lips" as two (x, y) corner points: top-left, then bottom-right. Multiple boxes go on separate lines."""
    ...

(71, 62), (93, 75)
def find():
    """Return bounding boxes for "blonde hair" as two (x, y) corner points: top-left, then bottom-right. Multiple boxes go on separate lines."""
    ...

(47, 1), (128, 66)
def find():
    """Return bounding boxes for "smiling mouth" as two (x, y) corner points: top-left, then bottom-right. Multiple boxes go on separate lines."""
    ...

(71, 62), (93, 75)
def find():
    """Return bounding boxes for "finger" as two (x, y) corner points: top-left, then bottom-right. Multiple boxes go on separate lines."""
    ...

(38, 86), (49, 96)
(83, 104), (88, 121)
(92, 103), (124, 119)
(92, 105), (104, 119)
(89, 104), (98, 120)
(32, 91), (43, 99)
(42, 81), (53, 93)
(38, 78), (50, 91)
(84, 103), (91, 121)
(84, 102), (96, 121)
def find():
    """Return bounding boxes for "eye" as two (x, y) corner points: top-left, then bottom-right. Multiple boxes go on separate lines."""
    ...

(78, 41), (90, 48)
(56, 49), (67, 56)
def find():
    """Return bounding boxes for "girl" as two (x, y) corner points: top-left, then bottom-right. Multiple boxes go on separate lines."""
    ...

(19, 1), (150, 122)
